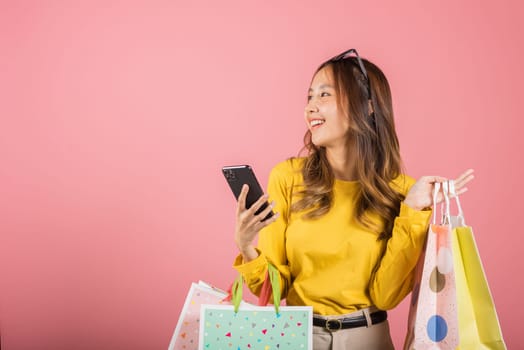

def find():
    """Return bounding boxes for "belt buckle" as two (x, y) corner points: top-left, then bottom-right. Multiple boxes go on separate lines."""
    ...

(325, 318), (342, 332)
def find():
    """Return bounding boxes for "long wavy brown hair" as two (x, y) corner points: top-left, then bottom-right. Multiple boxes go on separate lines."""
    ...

(291, 54), (404, 239)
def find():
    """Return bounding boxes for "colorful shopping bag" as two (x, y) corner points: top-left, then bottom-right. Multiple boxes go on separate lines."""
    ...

(199, 263), (313, 350)
(449, 182), (506, 349)
(168, 281), (231, 350)
(404, 182), (459, 349)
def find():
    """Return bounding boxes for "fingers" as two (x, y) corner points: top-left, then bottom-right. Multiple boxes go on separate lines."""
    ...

(252, 209), (279, 231)
(457, 168), (474, 180)
(424, 169), (474, 189)
(413, 169), (474, 207)
(246, 200), (274, 227)
(423, 175), (448, 184)
(237, 189), (278, 231)
(258, 202), (276, 222)
(246, 193), (270, 217)
(455, 187), (468, 196)
(236, 184), (249, 214)
(454, 169), (474, 190)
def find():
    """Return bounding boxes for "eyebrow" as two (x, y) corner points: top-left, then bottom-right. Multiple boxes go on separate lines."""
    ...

(308, 84), (335, 92)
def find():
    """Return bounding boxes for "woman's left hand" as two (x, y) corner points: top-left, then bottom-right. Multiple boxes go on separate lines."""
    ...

(404, 169), (475, 211)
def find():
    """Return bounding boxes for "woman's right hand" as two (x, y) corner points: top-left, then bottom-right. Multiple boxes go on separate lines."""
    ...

(235, 184), (279, 262)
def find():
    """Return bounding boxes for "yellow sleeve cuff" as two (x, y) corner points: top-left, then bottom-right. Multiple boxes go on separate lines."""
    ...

(396, 202), (432, 240)
(233, 249), (267, 280)
(399, 202), (432, 219)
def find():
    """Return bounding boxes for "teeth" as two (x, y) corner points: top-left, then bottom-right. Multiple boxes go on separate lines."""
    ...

(311, 120), (325, 127)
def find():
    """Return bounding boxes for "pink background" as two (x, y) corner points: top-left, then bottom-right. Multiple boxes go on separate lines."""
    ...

(1, 0), (522, 349)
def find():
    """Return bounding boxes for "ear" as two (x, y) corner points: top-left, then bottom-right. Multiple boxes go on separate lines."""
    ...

(367, 99), (374, 116)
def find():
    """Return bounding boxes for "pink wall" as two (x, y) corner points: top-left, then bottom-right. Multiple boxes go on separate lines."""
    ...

(1, 1), (522, 349)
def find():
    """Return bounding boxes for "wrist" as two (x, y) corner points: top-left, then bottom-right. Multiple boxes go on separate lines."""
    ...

(402, 200), (424, 211)
(235, 238), (251, 253)
(238, 245), (258, 262)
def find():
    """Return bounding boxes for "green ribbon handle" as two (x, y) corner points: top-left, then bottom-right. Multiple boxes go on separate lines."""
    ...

(231, 262), (281, 314)
(232, 273), (243, 313)
(267, 262), (281, 314)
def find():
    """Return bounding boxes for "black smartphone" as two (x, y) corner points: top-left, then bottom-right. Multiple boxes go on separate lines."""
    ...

(222, 165), (274, 221)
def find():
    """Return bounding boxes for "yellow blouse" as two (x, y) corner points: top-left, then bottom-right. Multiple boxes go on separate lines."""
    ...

(233, 158), (431, 315)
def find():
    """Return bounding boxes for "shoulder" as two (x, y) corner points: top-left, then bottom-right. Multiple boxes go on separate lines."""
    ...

(390, 174), (416, 196)
(270, 157), (305, 178)
(267, 157), (305, 188)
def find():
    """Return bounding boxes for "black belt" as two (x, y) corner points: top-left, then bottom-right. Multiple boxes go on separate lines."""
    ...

(313, 310), (387, 331)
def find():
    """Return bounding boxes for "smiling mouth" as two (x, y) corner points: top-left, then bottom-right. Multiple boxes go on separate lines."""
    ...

(310, 119), (325, 128)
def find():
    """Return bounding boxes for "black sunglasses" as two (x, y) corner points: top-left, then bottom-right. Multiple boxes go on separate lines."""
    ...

(329, 48), (371, 99)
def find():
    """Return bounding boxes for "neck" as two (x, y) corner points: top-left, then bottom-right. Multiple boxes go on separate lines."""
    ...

(325, 144), (357, 181)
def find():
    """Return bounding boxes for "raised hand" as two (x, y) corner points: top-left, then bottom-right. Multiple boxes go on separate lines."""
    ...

(404, 169), (475, 211)
(234, 184), (279, 262)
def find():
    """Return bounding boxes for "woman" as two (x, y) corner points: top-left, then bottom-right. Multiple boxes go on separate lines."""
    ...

(232, 49), (474, 350)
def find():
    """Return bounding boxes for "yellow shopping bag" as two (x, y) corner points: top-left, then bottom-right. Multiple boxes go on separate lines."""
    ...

(450, 187), (506, 349)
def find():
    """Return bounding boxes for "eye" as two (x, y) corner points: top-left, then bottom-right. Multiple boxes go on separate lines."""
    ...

(307, 95), (313, 101)
(320, 92), (331, 97)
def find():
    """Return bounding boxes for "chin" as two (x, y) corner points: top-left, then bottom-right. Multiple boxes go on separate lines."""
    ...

(311, 137), (327, 148)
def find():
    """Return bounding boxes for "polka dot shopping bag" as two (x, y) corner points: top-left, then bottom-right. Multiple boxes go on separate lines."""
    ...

(404, 182), (459, 349)
(404, 181), (507, 349)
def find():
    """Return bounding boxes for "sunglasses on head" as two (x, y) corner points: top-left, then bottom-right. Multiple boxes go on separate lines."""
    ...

(329, 48), (371, 100)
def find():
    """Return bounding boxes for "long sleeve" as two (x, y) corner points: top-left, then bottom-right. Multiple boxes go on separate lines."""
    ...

(369, 203), (432, 310)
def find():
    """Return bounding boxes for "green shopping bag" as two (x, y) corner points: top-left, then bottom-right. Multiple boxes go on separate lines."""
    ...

(199, 263), (313, 350)
(449, 182), (507, 349)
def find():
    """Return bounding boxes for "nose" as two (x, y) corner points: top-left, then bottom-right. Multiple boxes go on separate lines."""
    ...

(305, 98), (319, 114)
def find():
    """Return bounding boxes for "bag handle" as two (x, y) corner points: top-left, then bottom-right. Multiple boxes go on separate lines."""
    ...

(231, 262), (281, 314)
(431, 182), (441, 225)
(448, 180), (467, 226)
(432, 181), (460, 226)
(442, 180), (451, 225)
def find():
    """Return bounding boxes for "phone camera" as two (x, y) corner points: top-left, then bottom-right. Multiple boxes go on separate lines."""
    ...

(225, 169), (237, 181)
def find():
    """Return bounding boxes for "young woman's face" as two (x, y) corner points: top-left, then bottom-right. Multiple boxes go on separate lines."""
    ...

(305, 67), (350, 149)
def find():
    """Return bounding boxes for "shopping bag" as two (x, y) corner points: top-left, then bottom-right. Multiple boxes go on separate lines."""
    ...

(199, 263), (313, 350)
(168, 281), (231, 350)
(404, 182), (459, 349)
(449, 182), (506, 349)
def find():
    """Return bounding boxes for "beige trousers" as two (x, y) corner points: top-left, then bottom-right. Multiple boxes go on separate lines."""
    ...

(312, 308), (395, 350)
